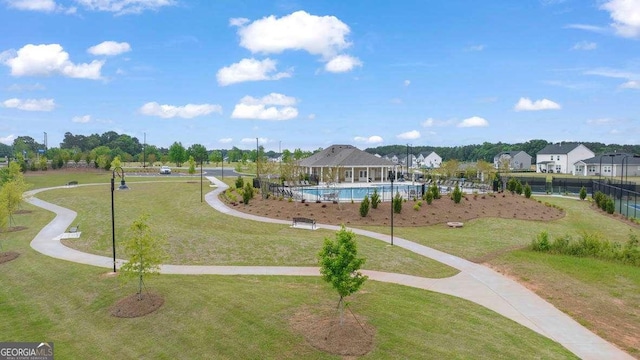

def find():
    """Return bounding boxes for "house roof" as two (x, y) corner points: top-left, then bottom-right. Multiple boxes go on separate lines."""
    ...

(578, 154), (640, 165)
(537, 143), (583, 155)
(299, 145), (395, 167)
(495, 151), (530, 158)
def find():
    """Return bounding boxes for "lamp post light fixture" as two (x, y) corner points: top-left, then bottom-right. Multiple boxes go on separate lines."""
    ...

(389, 167), (395, 246)
(111, 166), (129, 273)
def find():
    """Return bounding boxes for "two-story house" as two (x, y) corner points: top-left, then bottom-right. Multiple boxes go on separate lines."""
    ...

(417, 151), (442, 169)
(493, 151), (532, 171)
(536, 143), (595, 175)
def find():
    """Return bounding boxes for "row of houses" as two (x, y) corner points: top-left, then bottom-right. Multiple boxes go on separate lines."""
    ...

(294, 144), (640, 185)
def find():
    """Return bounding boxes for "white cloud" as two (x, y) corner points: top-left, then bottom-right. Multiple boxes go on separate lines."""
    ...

(465, 44), (485, 52)
(397, 130), (421, 140)
(235, 10), (352, 59)
(620, 80), (640, 89)
(457, 116), (489, 128)
(564, 24), (609, 34)
(2, 44), (103, 80)
(353, 135), (383, 144)
(587, 118), (615, 125)
(403, 80), (411, 86)
(88, 41), (131, 56)
(421, 117), (455, 127)
(325, 55), (362, 73)
(229, 17), (249, 27)
(601, 0), (640, 38)
(216, 58), (291, 86)
(73, 0), (176, 15)
(241, 137), (269, 144)
(72, 114), (91, 123)
(0, 134), (16, 145)
(514, 97), (561, 111)
(572, 41), (597, 50)
(139, 102), (222, 119)
(2, 98), (55, 111)
(219, 138), (233, 144)
(231, 93), (298, 121)
(308, 113), (316, 120)
(6, 0), (56, 11)
(6, 83), (45, 91)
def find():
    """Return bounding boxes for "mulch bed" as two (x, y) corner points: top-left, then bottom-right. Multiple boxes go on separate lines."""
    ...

(0, 251), (20, 264)
(110, 292), (164, 318)
(290, 305), (375, 357)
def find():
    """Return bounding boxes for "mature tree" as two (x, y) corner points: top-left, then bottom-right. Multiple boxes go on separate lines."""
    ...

(209, 150), (222, 166)
(227, 146), (242, 163)
(318, 226), (368, 325)
(188, 144), (208, 164)
(110, 156), (123, 171)
(168, 142), (187, 167)
(440, 159), (460, 178)
(0, 197), (7, 251)
(119, 215), (167, 300)
(475, 159), (496, 183)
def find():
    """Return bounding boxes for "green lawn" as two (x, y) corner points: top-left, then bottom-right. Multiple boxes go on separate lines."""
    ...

(363, 196), (640, 261)
(33, 181), (457, 279)
(0, 206), (576, 359)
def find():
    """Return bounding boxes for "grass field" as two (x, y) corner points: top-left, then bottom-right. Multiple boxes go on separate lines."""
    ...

(0, 205), (577, 359)
(33, 181), (457, 279)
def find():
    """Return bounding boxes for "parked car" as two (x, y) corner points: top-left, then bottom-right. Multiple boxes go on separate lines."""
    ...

(159, 166), (171, 174)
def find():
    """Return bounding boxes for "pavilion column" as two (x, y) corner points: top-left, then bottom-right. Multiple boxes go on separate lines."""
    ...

(351, 166), (355, 183)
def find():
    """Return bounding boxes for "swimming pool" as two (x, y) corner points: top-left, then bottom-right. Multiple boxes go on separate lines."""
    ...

(301, 184), (422, 202)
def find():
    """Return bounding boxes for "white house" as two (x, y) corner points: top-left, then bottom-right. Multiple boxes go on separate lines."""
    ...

(493, 151), (532, 170)
(536, 143), (595, 175)
(418, 151), (442, 169)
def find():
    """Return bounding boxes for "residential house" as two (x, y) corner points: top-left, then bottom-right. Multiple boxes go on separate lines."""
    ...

(536, 143), (595, 175)
(299, 145), (397, 184)
(493, 151), (532, 171)
(383, 154), (399, 164)
(574, 153), (640, 178)
(417, 152), (442, 169)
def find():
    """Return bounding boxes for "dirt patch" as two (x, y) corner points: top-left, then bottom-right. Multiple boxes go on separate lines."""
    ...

(0, 251), (20, 264)
(110, 292), (164, 318)
(290, 305), (375, 357)
(5, 226), (27, 233)
(14, 209), (32, 215)
(224, 192), (565, 227)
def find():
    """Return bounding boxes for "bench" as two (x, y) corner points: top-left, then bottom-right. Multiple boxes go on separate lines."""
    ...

(69, 224), (79, 233)
(66, 180), (78, 186)
(292, 217), (316, 229)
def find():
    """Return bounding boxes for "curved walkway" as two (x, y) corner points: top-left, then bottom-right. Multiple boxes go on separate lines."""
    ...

(25, 179), (632, 360)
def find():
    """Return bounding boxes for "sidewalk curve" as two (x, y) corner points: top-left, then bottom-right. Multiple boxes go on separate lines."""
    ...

(24, 179), (632, 360)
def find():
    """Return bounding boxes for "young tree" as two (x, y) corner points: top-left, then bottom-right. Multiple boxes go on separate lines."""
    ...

(524, 183), (532, 198)
(579, 186), (587, 200)
(451, 184), (462, 203)
(318, 226), (368, 325)
(393, 192), (403, 214)
(0, 168), (28, 227)
(209, 150), (222, 166)
(370, 188), (381, 209)
(0, 198), (7, 251)
(188, 144), (208, 165)
(187, 156), (196, 174)
(110, 155), (123, 171)
(119, 215), (167, 300)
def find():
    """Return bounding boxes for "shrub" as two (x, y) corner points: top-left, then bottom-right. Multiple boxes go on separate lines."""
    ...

(424, 191), (433, 205)
(429, 183), (441, 200)
(417, 200), (423, 207)
(579, 186), (587, 200)
(524, 183), (532, 198)
(531, 231), (551, 252)
(393, 192), (403, 214)
(515, 181), (523, 195)
(452, 184), (462, 204)
(359, 195), (370, 217)
(606, 197), (615, 214)
(413, 204), (420, 211)
(370, 188), (381, 209)
(235, 176), (244, 189)
(507, 178), (517, 193)
(242, 182), (253, 204)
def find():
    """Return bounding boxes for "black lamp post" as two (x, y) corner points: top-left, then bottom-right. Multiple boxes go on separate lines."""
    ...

(389, 168), (395, 246)
(111, 166), (128, 273)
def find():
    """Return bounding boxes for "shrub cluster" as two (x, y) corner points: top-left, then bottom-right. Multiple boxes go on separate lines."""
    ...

(423, 183), (440, 202)
(531, 231), (640, 266)
(507, 178), (524, 195)
(235, 176), (244, 189)
(593, 191), (615, 214)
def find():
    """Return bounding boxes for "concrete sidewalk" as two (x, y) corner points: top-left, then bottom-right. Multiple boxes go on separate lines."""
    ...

(25, 180), (633, 360)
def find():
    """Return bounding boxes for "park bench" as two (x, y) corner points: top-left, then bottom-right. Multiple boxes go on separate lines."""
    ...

(292, 217), (316, 230)
(69, 224), (79, 233)
(66, 180), (78, 187)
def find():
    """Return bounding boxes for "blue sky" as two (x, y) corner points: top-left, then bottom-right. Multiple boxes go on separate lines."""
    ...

(1, 0), (639, 152)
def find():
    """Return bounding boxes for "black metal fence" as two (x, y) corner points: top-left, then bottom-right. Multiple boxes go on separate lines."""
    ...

(593, 181), (640, 220)
(509, 176), (594, 195)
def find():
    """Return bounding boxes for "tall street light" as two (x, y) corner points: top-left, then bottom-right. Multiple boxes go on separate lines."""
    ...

(111, 166), (129, 273)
